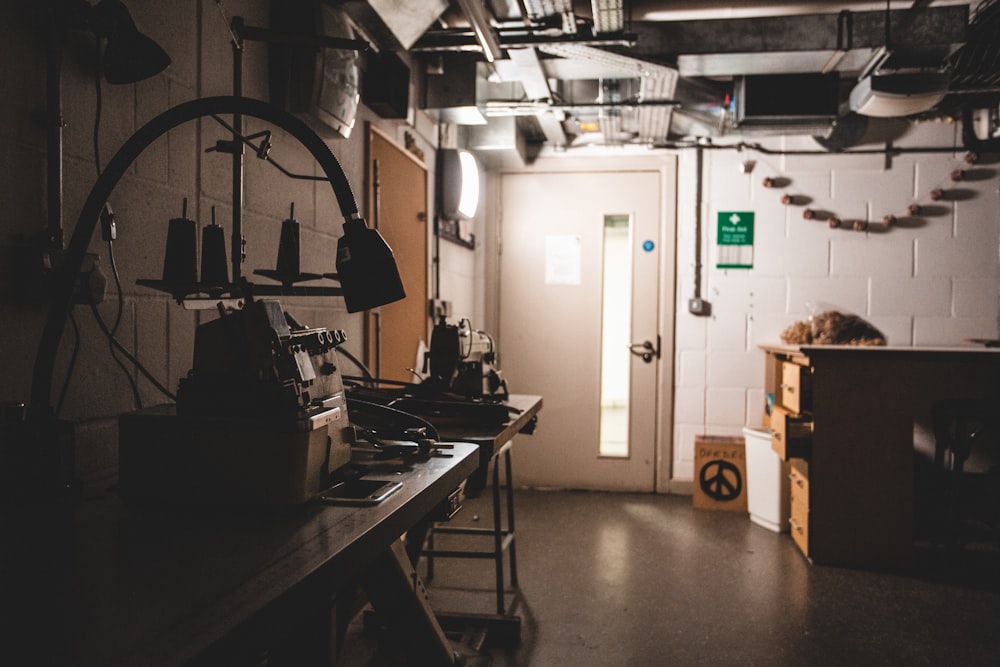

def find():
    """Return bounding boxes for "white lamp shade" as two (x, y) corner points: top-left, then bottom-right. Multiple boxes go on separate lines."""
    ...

(439, 149), (480, 220)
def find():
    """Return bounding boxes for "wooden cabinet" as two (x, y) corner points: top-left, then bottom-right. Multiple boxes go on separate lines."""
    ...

(788, 458), (810, 557)
(770, 405), (812, 460)
(764, 348), (814, 557)
(779, 360), (811, 414)
(760, 344), (1000, 568)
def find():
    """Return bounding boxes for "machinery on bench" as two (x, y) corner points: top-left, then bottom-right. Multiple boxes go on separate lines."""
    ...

(424, 316), (507, 400)
(118, 298), (360, 504)
(343, 316), (524, 507)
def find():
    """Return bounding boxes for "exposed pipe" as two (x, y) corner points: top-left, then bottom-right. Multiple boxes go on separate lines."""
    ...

(694, 143), (703, 296)
(688, 144), (710, 317)
(227, 17), (247, 283)
(45, 11), (65, 248)
(652, 139), (975, 155)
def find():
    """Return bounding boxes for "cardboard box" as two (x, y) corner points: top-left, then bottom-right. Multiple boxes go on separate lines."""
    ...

(693, 435), (748, 511)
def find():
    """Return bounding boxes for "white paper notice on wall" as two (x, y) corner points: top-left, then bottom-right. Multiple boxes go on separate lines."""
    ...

(545, 235), (582, 285)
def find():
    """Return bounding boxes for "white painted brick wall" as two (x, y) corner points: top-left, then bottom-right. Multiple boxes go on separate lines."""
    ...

(871, 277), (953, 316)
(672, 121), (1000, 482)
(831, 238), (914, 277)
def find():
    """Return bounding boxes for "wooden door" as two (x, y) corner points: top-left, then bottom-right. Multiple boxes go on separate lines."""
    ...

(365, 125), (429, 382)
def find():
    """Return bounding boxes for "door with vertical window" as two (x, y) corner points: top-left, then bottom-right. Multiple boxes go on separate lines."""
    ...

(498, 169), (667, 491)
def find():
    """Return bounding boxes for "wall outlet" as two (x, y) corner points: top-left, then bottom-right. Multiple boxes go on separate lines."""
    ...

(429, 298), (452, 319)
(688, 297), (711, 316)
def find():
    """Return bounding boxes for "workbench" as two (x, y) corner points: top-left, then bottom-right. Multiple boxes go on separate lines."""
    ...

(0, 442), (480, 666)
(761, 344), (1000, 567)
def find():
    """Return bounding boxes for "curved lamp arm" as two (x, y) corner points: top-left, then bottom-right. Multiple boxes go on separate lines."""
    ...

(31, 96), (367, 416)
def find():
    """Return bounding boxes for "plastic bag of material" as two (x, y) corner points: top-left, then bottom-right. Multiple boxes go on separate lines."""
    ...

(780, 301), (887, 346)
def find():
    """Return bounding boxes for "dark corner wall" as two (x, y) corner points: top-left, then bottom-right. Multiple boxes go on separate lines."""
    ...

(0, 0), (436, 488)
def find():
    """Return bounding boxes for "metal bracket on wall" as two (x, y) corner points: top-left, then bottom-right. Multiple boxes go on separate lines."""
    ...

(436, 218), (476, 249)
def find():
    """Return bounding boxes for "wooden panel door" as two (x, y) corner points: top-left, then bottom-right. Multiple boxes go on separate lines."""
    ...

(365, 125), (428, 382)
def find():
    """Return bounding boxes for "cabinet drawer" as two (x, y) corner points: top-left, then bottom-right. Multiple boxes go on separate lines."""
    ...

(770, 405), (812, 460)
(789, 459), (809, 557)
(779, 360), (812, 413)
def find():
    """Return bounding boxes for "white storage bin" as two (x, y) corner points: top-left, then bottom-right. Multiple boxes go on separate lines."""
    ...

(742, 427), (791, 533)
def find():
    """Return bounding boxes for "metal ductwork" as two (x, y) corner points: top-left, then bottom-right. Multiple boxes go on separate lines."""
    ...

(626, 5), (967, 77)
(344, 1), (1000, 150)
(341, 0), (450, 50)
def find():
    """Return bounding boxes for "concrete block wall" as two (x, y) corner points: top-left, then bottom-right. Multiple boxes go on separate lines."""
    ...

(0, 0), (443, 486)
(434, 164), (487, 328)
(671, 121), (1000, 482)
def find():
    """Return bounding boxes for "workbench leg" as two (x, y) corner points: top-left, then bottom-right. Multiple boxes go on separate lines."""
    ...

(491, 453), (506, 615)
(360, 539), (457, 666)
(503, 446), (518, 589)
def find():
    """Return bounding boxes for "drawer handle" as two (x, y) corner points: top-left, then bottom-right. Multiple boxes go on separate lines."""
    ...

(780, 384), (796, 394)
(789, 474), (805, 488)
(789, 517), (804, 533)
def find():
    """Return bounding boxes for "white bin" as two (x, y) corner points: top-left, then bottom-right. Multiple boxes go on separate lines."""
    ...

(742, 427), (790, 533)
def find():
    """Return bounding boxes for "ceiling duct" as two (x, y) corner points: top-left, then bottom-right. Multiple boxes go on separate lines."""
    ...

(463, 115), (545, 167)
(626, 6), (968, 77)
(423, 53), (488, 124)
(733, 72), (840, 133)
(667, 76), (729, 139)
(341, 0), (449, 50)
(537, 43), (678, 144)
(406, 2), (986, 147)
(849, 71), (950, 117)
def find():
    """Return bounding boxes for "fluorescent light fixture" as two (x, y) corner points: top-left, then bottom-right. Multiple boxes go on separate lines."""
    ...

(439, 149), (480, 220)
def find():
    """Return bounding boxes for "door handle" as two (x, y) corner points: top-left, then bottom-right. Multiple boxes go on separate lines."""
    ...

(628, 337), (660, 363)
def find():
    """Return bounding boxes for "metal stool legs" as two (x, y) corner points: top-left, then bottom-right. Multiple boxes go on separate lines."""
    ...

(423, 441), (518, 616)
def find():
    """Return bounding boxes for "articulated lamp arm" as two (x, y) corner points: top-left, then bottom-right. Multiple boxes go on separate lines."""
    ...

(30, 95), (401, 416)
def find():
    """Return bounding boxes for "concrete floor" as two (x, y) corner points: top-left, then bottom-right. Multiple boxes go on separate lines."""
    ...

(340, 490), (1000, 666)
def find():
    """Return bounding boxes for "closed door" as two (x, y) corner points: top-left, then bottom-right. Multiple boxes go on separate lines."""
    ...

(498, 169), (668, 491)
(365, 125), (428, 382)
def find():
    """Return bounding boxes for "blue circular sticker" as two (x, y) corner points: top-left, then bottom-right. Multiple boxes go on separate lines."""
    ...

(642, 240), (655, 252)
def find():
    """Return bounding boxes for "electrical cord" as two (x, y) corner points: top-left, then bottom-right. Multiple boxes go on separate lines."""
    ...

(93, 40), (103, 174)
(337, 345), (375, 382)
(87, 298), (176, 403)
(52, 40), (105, 417)
(82, 37), (175, 408)
(55, 307), (81, 418)
(91, 40), (143, 408)
(90, 298), (142, 408)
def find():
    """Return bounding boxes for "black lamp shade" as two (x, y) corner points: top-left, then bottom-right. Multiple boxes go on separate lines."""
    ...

(103, 31), (171, 84)
(92, 0), (171, 84)
(335, 219), (405, 312)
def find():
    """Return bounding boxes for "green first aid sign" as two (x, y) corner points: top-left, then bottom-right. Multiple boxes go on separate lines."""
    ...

(717, 211), (754, 269)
